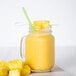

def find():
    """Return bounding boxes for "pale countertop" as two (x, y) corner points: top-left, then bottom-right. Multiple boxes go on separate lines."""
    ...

(0, 46), (76, 76)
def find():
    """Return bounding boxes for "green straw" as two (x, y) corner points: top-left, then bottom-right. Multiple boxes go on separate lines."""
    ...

(22, 7), (33, 30)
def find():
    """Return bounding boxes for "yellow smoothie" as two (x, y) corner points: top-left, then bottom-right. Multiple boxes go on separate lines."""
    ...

(25, 21), (54, 71)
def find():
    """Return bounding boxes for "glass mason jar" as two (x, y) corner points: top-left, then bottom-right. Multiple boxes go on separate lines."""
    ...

(20, 21), (55, 72)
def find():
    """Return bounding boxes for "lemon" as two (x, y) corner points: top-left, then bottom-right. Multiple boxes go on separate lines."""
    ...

(0, 67), (8, 76)
(8, 59), (24, 70)
(22, 65), (31, 76)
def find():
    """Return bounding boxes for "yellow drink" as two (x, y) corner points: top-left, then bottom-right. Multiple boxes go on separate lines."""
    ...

(26, 32), (54, 71)
(19, 20), (55, 72)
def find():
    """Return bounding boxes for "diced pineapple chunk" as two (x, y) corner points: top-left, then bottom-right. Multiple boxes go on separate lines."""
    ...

(8, 59), (24, 70)
(0, 67), (8, 76)
(9, 70), (21, 76)
(22, 65), (31, 76)
(23, 61), (28, 65)
(33, 21), (42, 31)
(41, 21), (50, 30)
(33, 20), (50, 31)
(0, 61), (8, 68)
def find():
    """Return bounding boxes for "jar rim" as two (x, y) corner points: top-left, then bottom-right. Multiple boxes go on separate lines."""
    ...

(29, 25), (52, 33)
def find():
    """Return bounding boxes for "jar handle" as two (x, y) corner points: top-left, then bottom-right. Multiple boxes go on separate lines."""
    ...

(20, 36), (26, 60)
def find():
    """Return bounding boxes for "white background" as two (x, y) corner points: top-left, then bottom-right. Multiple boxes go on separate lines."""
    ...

(0, 0), (76, 47)
(0, 0), (76, 76)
